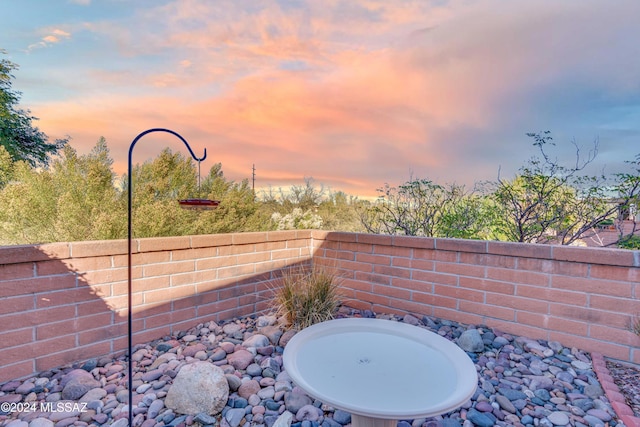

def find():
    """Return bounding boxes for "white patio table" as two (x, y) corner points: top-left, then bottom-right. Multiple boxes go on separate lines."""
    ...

(283, 317), (478, 427)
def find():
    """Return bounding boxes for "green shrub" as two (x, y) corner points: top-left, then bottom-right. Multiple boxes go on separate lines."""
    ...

(619, 235), (640, 250)
(273, 266), (342, 329)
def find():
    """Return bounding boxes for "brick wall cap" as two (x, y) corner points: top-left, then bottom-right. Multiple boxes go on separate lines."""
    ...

(70, 240), (128, 258)
(0, 243), (71, 263)
(552, 245), (637, 267)
(322, 232), (358, 243)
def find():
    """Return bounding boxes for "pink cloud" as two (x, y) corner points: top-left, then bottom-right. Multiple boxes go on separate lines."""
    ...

(27, 0), (640, 197)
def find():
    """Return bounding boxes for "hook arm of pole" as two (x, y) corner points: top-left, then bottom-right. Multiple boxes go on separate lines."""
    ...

(128, 127), (207, 163)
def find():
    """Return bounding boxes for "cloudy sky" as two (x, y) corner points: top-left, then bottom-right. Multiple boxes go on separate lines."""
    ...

(4, 0), (640, 197)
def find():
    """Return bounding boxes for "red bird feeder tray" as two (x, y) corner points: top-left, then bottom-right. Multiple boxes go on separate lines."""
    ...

(178, 198), (220, 210)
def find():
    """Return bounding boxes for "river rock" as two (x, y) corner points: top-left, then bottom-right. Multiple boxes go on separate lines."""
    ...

(495, 395), (516, 413)
(48, 401), (86, 421)
(225, 407), (246, 427)
(466, 408), (495, 427)
(28, 418), (53, 427)
(584, 384), (604, 399)
(243, 334), (270, 348)
(259, 325), (284, 345)
(296, 404), (322, 421)
(225, 374), (242, 391)
(60, 370), (100, 400)
(182, 343), (207, 358)
(223, 323), (242, 335)
(0, 308), (624, 427)
(284, 389), (312, 413)
(279, 329), (298, 347)
(333, 409), (351, 425)
(273, 410), (294, 427)
(257, 315), (278, 327)
(79, 387), (107, 402)
(238, 379), (261, 399)
(228, 349), (254, 370)
(147, 399), (164, 418)
(457, 329), (484, 352)
(547, 411), (570, 426)
(164, 361), (229, 415)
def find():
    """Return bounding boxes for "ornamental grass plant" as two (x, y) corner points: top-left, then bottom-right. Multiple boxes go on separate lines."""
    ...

(273, 266), (342, 329)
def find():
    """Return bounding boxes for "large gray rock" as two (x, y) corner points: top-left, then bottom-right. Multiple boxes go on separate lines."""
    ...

(165, 362), (229, 416)
(60, 369), (100, 400)
(457, 329), (484, 353)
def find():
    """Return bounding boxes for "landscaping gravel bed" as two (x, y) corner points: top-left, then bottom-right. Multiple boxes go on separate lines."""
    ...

(606, 360), (640, 417)
(0, 307), (621, 427)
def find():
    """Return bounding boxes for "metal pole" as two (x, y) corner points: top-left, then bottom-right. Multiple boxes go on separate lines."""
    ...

(127, 128), (206, 426)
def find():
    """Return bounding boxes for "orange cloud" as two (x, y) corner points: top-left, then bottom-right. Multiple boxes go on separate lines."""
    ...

(27, 0), (640, 197)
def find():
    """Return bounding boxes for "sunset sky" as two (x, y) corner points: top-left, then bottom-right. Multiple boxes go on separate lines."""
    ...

(4, 0), (640, 197)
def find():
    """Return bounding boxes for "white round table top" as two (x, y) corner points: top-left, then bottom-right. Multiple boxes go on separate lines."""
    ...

(283, 317), (478, 419)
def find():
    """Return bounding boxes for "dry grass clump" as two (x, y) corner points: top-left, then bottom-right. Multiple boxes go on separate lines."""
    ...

(630, 315), (640, 337)
(273, 266), (342, 330)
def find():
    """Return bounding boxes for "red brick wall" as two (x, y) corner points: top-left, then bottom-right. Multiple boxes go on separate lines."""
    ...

(2, 230), (639, 383)
(312, 231), (640, 364)
(0, 231), (312, 383)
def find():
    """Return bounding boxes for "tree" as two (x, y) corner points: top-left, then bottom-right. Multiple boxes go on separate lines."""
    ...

(258, 179), (364, 232)
(271, 208), (323, 230)
(50, 138), (123, 241)
(0, 138), (123, 244)
(360, 178), (488, 238)
(437, 186), (494, 239)
(0, 50), (65, 166)
(126, 149), (271, 237)
(488, 132), (620, 245)
(0, 144), (15, 188)
(280, 177), (326, 211)
(0, 158), (58, 244)
(316, 191), (365, 232)
(611, 153), (640, 247)
(194, 163), (272, 234)
(127, 148), (201, 238)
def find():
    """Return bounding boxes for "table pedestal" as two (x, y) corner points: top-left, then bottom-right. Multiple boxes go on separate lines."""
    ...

(352, 415), (396, 427)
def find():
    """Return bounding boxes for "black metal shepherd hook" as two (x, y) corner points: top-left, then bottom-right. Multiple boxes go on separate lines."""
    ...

(127, 128), (207, 426)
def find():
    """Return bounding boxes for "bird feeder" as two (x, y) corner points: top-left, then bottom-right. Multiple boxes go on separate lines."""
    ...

(178, 157), (220, 210)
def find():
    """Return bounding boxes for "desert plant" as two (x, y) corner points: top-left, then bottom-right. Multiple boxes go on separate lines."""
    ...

(629, 315), (640, 337)
(271, 208), (323, 230)
(619, 235), (640, 250)
(273, 266), (342, 329)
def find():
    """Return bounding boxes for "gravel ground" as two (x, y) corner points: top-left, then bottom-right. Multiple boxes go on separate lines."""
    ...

(0, 307), (626, 427)
(606, 360), (640, 417)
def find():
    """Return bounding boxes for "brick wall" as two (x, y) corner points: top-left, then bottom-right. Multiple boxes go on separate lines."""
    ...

(1, 230), (639, 383)
(312, 231), (640, 364)
(0, 231), (312, 383)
